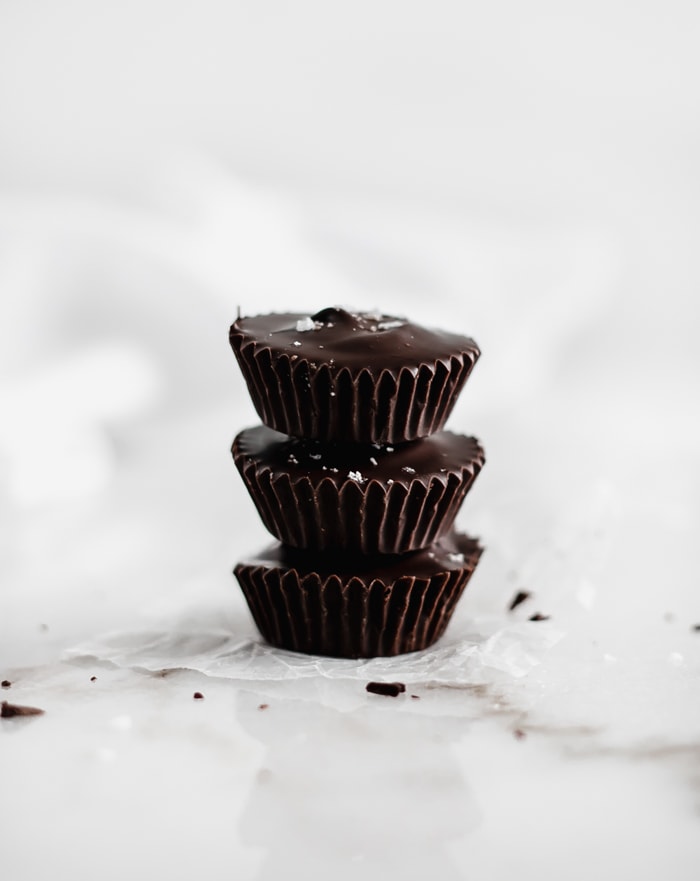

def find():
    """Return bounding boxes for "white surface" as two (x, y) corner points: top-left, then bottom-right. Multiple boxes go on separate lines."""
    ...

(2, 3), (700, 879)
(1, 257), (699, 878)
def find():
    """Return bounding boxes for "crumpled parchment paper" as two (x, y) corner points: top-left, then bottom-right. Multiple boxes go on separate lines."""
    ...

(64, 610), (563, 684)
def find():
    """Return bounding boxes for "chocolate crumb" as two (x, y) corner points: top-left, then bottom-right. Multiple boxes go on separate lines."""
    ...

(258, 703), (269, 710)
(1, 680), (11, 688)
(509, 590), (531, 611)
(514, 728), (526, 740)
(90, 676), (97, 682)
(193, 692), (204, 700)
(692, 624), (700, 632)
(366, 681), (406, 697)
(529, 613), (550, 622)
(410, 694), (420, 700)
(1, 700), (44, 718)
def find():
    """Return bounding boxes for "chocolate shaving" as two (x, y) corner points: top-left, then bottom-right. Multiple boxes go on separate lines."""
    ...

(258, 703), (269, 710)
(529, 613), (550, 622)
(692, 624), (700, 632)
(366, 681), (406, 697)
(410, 694), (420, 700)
(509, 590), (531, 611)
(514, 728), (526, 740)
(193, 692), (204, 700)
(1, 680), (11, 688)
(1, 700), (44, 718)
(90, 676), (97, 682)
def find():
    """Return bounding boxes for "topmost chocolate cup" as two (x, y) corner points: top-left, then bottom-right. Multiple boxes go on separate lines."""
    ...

(229, 307), (480, 444)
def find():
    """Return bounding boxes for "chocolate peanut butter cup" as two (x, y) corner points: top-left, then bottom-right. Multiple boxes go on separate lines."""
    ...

(229, 307), (480, 444)
(233, 532), (483, 658)
(232, 425), (485, 554)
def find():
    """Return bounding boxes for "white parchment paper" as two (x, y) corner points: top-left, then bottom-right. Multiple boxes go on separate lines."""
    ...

(64, 612), (564, 684)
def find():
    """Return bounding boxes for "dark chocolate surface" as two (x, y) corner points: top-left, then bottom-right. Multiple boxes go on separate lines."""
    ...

(230, 307), (480, 374)
(229, 306), (480, 443)
(234, 531), (483, 657)
(233, 427), (484, 553)
(233, 425), (485, 488)
(1, 700), (44, 718)
(238, 532), (482, 581)
(366, 682), (406, 697)
(508, 590), (531, 611)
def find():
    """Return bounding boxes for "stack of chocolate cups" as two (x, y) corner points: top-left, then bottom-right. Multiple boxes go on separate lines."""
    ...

(229, 307), (485, 659)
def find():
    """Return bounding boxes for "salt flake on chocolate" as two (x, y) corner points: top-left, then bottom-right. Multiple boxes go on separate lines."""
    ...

(295, 317), (320, 332)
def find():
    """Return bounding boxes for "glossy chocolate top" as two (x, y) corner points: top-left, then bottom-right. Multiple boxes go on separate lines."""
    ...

(229, 307), (480, 374)
(233, 425), (485, 487)
(240, 532), (483, 581)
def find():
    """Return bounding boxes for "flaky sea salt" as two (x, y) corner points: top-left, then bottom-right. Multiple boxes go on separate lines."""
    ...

(378, 320), (404, 331)
(402, 466), (416, 474)
(295, 317), (321, 332)
(292, 340), (302, 347)
(369, 457), (378, 466)
(309, 453), (322, 460)
(348, 470), (366, 483)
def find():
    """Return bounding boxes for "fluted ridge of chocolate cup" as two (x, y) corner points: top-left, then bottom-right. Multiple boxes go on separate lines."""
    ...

(232, 427), (485, 554)
(233, 533), (482, 658)
(229, 310), (480, 443)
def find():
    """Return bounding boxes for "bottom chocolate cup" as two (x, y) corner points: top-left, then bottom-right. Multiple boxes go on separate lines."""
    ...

(233, 532), (483, 659)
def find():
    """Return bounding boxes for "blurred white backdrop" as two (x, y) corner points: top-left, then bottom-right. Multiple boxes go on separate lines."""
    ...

(2, 0), (699, 635)
(1, 4), (700, 880)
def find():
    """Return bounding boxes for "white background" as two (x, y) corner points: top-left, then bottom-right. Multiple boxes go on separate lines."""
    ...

(1, 3), (699, 880)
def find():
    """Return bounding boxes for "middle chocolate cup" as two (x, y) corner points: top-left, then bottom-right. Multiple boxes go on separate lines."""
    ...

(232, 425), (485, 555)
